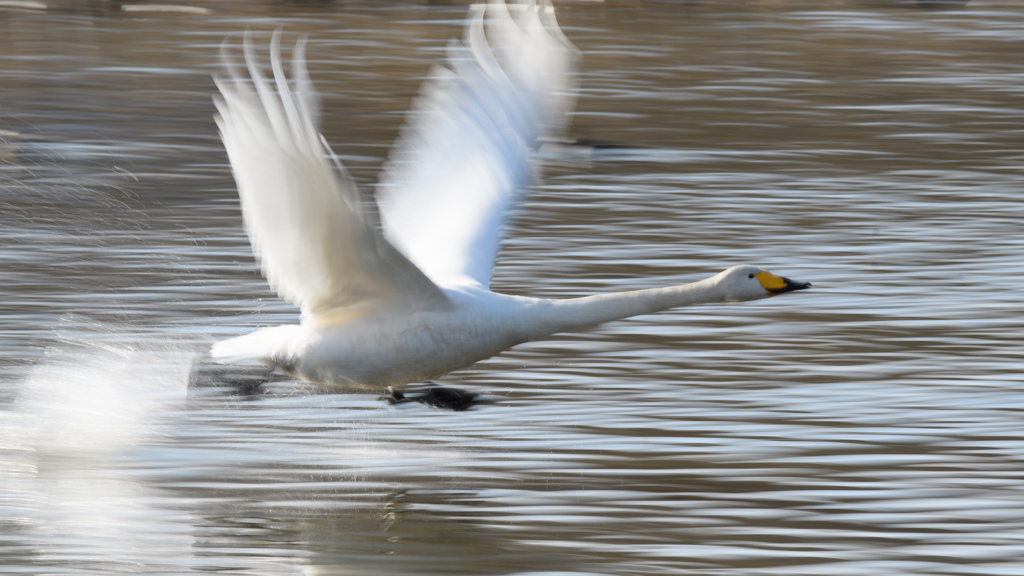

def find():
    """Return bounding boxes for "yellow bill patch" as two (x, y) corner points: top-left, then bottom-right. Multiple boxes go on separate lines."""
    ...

(754, 271), (789, 291)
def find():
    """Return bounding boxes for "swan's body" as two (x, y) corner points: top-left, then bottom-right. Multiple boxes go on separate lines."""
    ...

(211, 1), (809, 390)
(212, 268), (804, 388)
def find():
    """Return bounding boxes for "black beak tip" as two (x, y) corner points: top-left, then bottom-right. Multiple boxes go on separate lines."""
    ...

(773, 277), (812, 294)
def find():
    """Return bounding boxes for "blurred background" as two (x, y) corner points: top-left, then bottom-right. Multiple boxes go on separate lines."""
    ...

(1, 1), (1023, 575)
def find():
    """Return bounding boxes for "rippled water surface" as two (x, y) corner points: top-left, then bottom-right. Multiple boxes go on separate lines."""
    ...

(2, 1), (1024, 574)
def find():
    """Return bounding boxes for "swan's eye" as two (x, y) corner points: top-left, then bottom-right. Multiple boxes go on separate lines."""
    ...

(748, 273), (755, 279)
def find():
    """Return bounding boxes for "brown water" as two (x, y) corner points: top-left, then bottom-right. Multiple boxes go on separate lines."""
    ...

(2, 1), (1024, 575)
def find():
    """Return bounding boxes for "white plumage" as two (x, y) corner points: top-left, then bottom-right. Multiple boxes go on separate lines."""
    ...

(211, 0), (809, 390)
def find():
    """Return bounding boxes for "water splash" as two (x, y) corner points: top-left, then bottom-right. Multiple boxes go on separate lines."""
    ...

(0, 318), (200, 572)
(1, 316), (193, 455)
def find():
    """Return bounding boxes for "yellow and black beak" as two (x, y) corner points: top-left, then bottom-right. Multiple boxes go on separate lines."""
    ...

(755, 271), (812, 295)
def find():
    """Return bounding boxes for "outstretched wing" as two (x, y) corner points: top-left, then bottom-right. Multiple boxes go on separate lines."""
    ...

(376, 0), (578, 290)
(214, 33), (449, 320)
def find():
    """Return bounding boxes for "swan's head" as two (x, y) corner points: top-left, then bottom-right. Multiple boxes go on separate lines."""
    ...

(713, 265), (811, 302)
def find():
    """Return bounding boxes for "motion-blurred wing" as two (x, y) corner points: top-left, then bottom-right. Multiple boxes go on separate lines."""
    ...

(214, 33), (448, 319)
(376, 0), (578, 289)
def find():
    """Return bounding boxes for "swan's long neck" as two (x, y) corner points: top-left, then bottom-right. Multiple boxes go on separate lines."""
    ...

(519, 276), (725, 340)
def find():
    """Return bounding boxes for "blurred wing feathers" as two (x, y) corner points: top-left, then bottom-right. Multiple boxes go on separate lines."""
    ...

(376, 0), (578, 289)
(214, 32), (448, 319)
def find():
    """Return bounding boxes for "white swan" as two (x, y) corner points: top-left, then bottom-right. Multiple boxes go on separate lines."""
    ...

(210, 0), (810, 391)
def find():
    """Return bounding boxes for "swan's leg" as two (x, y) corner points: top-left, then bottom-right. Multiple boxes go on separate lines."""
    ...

(383, 386), (407, 404)
(384, 382), (484, 411)
(188, 353), (287, 396)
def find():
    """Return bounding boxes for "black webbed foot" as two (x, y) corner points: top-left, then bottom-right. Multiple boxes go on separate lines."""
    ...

(384, 383), (484, 411)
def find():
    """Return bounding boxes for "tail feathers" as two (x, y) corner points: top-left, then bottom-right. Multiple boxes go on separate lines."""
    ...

(210, 325), (301, 366)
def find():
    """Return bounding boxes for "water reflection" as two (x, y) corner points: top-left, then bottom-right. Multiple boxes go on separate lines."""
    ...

(2, 1), (1024, 575)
